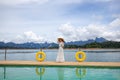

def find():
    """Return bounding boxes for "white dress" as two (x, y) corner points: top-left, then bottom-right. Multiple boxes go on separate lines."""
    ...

(56, 42), (65, 62)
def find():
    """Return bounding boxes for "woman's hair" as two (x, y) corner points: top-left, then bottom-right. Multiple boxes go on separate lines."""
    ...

(58, 38), (65, 42)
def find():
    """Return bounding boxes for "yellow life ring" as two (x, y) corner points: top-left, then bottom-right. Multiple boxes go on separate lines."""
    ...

(76, 68), (86, 78)
(35, 68), (45, 76)
(36, 51), (46, 61)
(75, 51), (86, 62)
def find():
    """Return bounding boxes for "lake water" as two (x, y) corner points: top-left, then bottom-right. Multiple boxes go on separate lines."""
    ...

(0, 49), (120, 62)
(0, 49), (120, 80)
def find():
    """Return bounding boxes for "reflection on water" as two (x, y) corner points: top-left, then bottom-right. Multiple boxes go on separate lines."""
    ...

(35, 67), (45, 80)
(76, 68), (86, 78)
(0, 66), (120, 80)
(4, 67), (6, 79)
(34, 67), (87, 80)
(35, 67), (45, 76)
(57, 68), (64, 80)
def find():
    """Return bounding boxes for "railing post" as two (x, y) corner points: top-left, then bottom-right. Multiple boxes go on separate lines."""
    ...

(5, 48), (7, 60)
(40, 49), (42, 58)
(40, 48), (42, 52)
(78, 48), (81, 51)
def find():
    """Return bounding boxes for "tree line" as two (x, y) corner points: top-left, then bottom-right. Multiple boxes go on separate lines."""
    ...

(64, 41), (120, 48)
(0, 41), (120, 49)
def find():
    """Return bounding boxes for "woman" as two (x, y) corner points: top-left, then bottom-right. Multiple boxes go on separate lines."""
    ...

(56, 38), (65, 62)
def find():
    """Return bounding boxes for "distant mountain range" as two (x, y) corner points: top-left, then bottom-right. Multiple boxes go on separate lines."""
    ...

(65, 37), (107, 46)
(0, 37), (107, 49)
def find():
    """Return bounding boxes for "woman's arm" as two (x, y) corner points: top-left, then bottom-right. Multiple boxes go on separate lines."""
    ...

(61, 42), (64, 48)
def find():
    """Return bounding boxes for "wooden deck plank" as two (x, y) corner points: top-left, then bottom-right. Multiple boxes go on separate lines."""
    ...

(0, 61), (120, 67)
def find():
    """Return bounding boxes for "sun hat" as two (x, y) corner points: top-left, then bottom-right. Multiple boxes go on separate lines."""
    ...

(58, 38), (65, 42)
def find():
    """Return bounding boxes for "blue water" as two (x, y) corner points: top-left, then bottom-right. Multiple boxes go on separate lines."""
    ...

(0, 66), (120, 80)
(0, 49), (120, 62)
(0, 49), (120, 80)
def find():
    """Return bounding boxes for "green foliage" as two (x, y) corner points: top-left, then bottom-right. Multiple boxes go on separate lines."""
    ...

(83, 42), (101, 48)
(65, 45), (80, 48)
(64, 41), (120, 48)
(100, 41), (120, 48)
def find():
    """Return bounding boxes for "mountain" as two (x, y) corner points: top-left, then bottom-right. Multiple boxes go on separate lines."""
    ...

(0, 37), (107, 49)
(65, 37), (107, 46)
(95, 37), (107, 43)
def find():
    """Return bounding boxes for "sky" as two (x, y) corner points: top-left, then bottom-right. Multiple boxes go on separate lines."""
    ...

(0, 0), (120, 43)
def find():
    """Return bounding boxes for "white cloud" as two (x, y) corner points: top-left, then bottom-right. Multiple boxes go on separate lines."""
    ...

(109, 18), (120, 28)
(58, 18), (120, 42)
(13, 31), (45, 43)
(0, 0), (49, 6)
(59, 23), (75, 36)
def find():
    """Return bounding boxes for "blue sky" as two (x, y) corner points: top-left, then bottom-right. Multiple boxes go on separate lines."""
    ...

(0, 0), (120, 43)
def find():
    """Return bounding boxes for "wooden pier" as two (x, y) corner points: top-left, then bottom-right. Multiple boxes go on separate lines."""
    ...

(0, 61), (120, 67)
